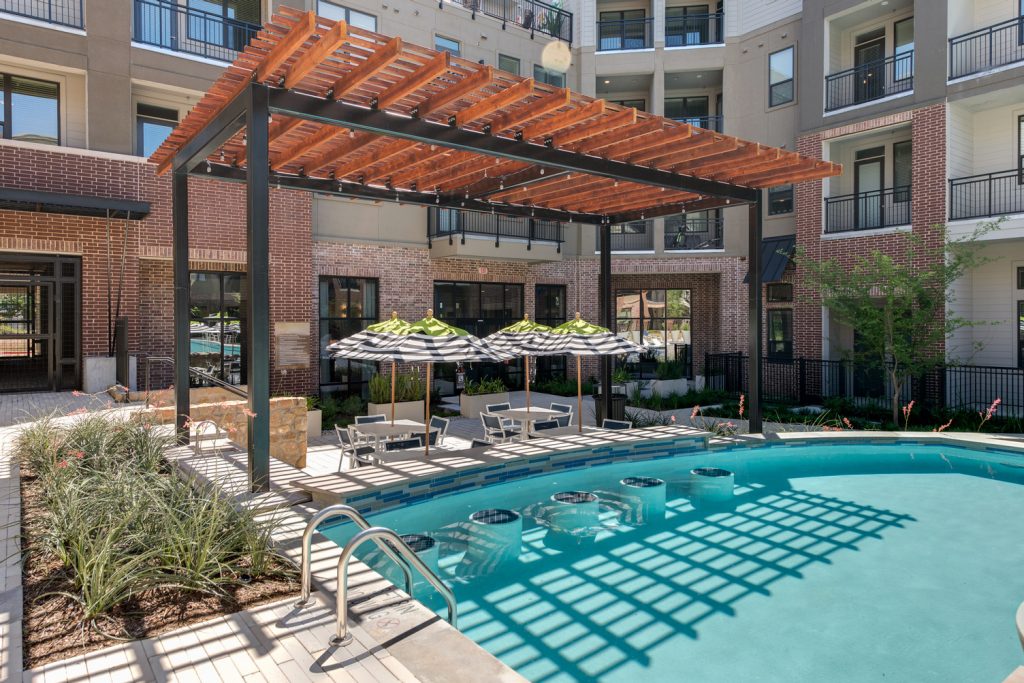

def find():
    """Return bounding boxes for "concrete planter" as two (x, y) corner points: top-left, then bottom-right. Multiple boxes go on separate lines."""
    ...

(368, 400), (425, 422)
(460, 392), (510, 419)
(650, 378), (688, 396)
(306, 409), (322, 439)
(83, 355), (137, 393)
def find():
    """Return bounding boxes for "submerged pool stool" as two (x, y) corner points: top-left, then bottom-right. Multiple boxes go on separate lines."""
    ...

(690, 467), (736, 506)
(400, 533), (440, 575)
(620, 476), (667, 523)
(548, 491), (601, 534)
(467, 508), (523, 567)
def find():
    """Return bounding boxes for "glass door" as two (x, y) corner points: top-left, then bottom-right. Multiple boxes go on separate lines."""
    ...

(0, 281), (53, 391)
(855, 146), (885, 229)
(854, 29), (885, 103)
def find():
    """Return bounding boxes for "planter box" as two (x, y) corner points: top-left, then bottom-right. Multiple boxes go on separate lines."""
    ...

(306, 409), (322, 440)
(460, 392), (510, 419)
(650, 378), (688, 396)
(369, 400), (425, 422)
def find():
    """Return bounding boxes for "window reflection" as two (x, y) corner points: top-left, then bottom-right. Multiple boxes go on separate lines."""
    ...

(319, 277), (378, 400)
(189, 271), (245, 385)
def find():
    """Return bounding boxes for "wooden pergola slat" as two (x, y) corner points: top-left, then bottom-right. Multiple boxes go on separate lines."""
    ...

(454, 78), (535, 128)
(331, 36), (403, 98)
(283, 20), (348, 89)
(375, 50), (450, 110)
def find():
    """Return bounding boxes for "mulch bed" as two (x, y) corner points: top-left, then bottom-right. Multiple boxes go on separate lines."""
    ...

(20, 468), (299, 670)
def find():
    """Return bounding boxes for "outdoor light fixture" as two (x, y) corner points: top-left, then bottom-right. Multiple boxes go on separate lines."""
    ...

(206, 161), (212, 173)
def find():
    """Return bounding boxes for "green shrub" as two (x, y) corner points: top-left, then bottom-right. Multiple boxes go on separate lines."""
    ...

(655, 360), (686, 380)
(464, 378), (507, 396)
(368, 374), (391, 404)
(338, 394), (365, 417)
(534, 377), (596, 396)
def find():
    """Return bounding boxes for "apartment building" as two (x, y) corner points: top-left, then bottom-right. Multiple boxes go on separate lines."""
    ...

(0, 0), (1020, 402)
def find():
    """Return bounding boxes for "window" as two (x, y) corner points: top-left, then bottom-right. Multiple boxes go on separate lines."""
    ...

(664, 96), (708, 125)
(893, 140), (912, 202)
(615, 289), (691, 360)
(135, 103), (178, 158)
(1019, 300), (1024, 368)
(768, 47), (794, 107)
(768, 184), (794, 215)
(767, 283), (793, 303)
(1018, 115), (1024, 183)
(611, 98), (646, 111)
(190, 271), (246, 385)
(319, 277), (378, 399)
(498, 54), (521, 75)
(534, 65), (566, 87)
(767, 309), (793, 359)
(1017, 266), (1024, 289)
(599, 9), (647, 50)
(535, 284), (567, 379)
(0, 74), (59, 145)
(665, 5), (711, 46)
(435, 35), (461, 56)
(317, 2), (376, 30)
(894, 17), (914, 81)
(187, 0), (260, 49)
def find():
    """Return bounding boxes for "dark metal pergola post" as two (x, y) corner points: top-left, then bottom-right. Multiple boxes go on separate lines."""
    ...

(747, 193), (764, 434)
(172, 169), (190, 444)
(246, 83), (271, 492)
(599, 222), (613, 423)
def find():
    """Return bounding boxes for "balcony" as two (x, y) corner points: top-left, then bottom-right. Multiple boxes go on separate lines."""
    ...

(597, 18), (653, 51)
(597, 220), (654, 251)
(949, 17), (1024, 79)
(428, 207), (564, 247)
(133, 0), (260, 62)
(664, 214), (723, 250)
(824, 52), (914, 112)
(824, 187), (911, 234)
(949, 169), (1024, 220)
(448, 0), (572, 43)
(671, 114), (723, 133)
(0, 0), (82, 28)
(665, 11), (723, 47)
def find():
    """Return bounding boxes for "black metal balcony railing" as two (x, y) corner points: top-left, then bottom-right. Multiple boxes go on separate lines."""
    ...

(448, 0), (573, 43)
(949, 169), (1024, 220)
(597, 220), (654, 250)
(824, 187), (912, 234)
(671, 115), (723, 132)
(824, 52), (914, 112)
(597, 17), (654, 51)
(665, 12), (723, 46)
(133, 0), (261, 62)
(428, 207), (564, 246)
(663, 214), (724, 249)
(0, 0), (82, 28)
(949, 17), (1024, 79)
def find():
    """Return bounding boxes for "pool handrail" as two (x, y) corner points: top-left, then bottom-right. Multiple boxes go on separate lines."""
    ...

(295, 504), (414, 607)
(332, 526), (458, 646)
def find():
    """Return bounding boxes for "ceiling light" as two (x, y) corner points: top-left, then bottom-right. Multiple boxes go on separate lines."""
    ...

(696, 74), (703, 79)
(603, 79), (611, 84)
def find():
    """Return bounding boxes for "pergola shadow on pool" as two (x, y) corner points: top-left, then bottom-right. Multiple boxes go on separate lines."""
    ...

(150, 7), (840, 491)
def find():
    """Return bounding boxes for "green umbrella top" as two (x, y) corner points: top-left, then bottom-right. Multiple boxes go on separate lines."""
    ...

(366, 310), (414, 335)
(550, 312), (611, 335)
(406, 309), (471, 337)
(498, 314), (553, 334)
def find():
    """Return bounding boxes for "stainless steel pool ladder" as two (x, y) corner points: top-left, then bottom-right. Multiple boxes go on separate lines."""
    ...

(293, 504), (458, 646)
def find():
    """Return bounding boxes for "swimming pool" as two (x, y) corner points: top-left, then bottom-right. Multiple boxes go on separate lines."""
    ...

(323, 441), (1024, 682)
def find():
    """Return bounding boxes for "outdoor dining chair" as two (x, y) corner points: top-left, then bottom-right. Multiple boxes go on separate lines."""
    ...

(470, 439), (491, 449)
(485, 402), (518, 429)
(602, 419), (633, 430)
(550, 403), (573, 427)
(335, 426), (375, 471)
(429, 416), (450, 446)
(481, 412), (520, 444)
(355, 414), (386, 424)
(385, 436), (424, 451)
(533, 419), (559, 431)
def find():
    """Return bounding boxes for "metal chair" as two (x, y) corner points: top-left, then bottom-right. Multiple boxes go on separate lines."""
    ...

(336, 426), (375, 470)
(485, 402), (518, 429)
(550, 402), (573, 427)
(384, 436), (424, 451)
(354, 414), (386, 424)
(533, 419), (559, 431)
(480, 413), (520, 443)
(550, 402), (573, 414)
(602, 419), (632, 430)
(428, 416), (450, 447)
(470, 439), (492, 449)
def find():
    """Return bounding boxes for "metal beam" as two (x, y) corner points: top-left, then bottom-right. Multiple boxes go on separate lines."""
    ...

(599, 223), (613, 424)
(246, 84), (272, 493)
(193, 162), (606, 224)
(171, 169), (190, 444)
(0, 188), (150, 219)
(171, 85), (250, 174)
(747, 194), (763, 434)
(267, 89), (759, 204)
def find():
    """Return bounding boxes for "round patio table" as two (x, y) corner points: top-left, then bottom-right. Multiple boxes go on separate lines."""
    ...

(491, 407), (565, 441)
(352, 419), (437, 452)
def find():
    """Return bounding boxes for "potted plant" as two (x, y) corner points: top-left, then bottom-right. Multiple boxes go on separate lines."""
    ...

(651, 359), (688, 396)
(305, 395), (322, 439)
(459, 377), (509, 418)
(367, 371), (426, 421)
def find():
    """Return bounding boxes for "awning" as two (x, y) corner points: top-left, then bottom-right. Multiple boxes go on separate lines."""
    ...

(0, 188), (150, 219)
(744, 235), (795, 284)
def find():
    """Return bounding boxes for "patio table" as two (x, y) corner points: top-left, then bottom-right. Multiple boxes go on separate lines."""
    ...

(528, 425), (599, 438)
(491, 407), (565, 441)
(352, 419), (437, 453)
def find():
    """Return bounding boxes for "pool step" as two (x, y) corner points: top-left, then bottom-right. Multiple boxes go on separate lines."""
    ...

(1002, 666), (1024, 683)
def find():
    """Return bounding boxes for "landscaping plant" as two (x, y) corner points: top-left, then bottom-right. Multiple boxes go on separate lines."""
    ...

(463, 377), (507, 396)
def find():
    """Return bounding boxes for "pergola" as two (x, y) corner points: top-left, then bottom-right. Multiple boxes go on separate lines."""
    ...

(151, 7), (840, 492)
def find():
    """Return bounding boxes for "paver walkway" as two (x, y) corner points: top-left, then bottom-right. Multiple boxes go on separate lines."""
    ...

(0, 392), (116, 428)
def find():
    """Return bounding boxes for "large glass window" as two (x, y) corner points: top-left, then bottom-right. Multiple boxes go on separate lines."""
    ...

(1018, 300), (1024, 369)
(1018, 115), (1024, 182)
(768, 184), (794, 215)
(611, 98), (646, 111)
(615, 288), (691, 360)
(893, 140), (912, 202)
(435, 35), (461, 56)
(665, 5), (710, 46)
(664, 96), (708, 125)
(769, 47), (794, 107)
(317, 1), (377, 30)
(188, 0), (260, 49)
(767, 309), (793, 359)
(189, 272), (245, 385)
(534, 65), (566, 87)
(498, 54), (521, 75)
(599, 9), (646, 51)
(136, 103), (178, 157)
(894, 17), (914, 81)
(1, 74), (59, 145)
(319, 277), (378, 399)
(535, 284), (567, 380)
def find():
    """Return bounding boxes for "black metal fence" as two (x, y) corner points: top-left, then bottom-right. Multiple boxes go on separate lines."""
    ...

(428, 207), (564, 246)
(133, 0), (260, 62)
(824, 52), (914, 111)
(665, 12), (723, 46)
(949, 17), (1024, 79)
(1, 0), (81, 27)
(824, 186), (912, 233)
(705, 353), (1024, 417)
(597, 17), (653, 51)
(671, 115), (723, 132)
(447, 0), (573, 43)
(949, 169), (1024, 220)
(599, 220), (654, 251)
(664, 214), (723, 250)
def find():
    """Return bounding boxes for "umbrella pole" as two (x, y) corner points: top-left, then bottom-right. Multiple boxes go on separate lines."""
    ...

(525, 355), (530, 411)
(390, 361), (396, 425)
(424, 362), (431, 458)
(577, 356), (582, 433)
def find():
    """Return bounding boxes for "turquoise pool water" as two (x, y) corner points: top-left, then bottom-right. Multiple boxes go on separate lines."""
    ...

(323, 442), (1024, 682)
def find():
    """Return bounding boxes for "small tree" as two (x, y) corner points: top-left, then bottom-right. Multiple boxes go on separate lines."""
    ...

(791, 222), (998, 425)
